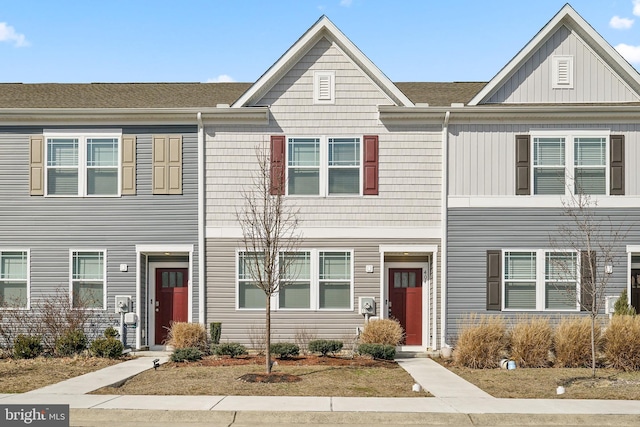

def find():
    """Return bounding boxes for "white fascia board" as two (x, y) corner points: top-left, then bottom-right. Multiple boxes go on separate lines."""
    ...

(448, 196), (640, 209)
(469, 5), (640, 106)
(135, 244), (194, 254)
(207, 226), (441, 240)
(232, 16), (413, 108)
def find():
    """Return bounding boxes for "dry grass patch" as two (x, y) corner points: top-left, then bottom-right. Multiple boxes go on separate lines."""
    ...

(0, 356), (121, 393)
(454, 315), (508, 369)
(510, 317), (553, 368)
(92, 355), (430, 397)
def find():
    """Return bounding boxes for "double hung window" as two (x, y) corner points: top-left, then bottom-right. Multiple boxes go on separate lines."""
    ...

(71, 251), (106, 309)
(0, 251), (28, 308)
(287, 137), (361, 196)
(45, 132), (120, 196)
(503, 250), (578, 311)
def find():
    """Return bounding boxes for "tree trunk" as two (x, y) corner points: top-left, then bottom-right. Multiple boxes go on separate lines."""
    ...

(266, 294), (271, 374)
(591, 315), (596, 378)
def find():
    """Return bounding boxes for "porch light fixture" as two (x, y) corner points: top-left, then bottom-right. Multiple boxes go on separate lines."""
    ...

(605, 263), (613, 275)
(164, 252), (171, 256)
(403, 252), (409, 256)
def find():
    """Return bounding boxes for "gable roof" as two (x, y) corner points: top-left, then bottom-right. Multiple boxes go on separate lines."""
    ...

(468, 4), (640, 106)
(231, 15), (414, 108)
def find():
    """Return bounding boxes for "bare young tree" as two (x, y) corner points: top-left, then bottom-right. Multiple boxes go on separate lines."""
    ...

(550, 191), (628, 377)
(236, 143), (302, 374)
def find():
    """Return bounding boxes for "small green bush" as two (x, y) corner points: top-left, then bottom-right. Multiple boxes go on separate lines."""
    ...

(270, 342), (300, 359)
(614, 290), (636, 316)
(90, 337), (124, 359)
(212, 342), (247, 358)
(13, 334), (43, 359)
(357, 343), (395, 360)
(210, 322), (222, 345)
(55, 329), (88, 356)
(308, 340), (343, 356)
(104, 326), (119, 339)
(170, 347), (203, 362)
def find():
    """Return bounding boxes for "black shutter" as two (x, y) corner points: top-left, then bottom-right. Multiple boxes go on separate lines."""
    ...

(515, 135), (530, 195)
(487, 250), (502, 311)
(610, 135), (624, 195)
(581, 251), (596, 312)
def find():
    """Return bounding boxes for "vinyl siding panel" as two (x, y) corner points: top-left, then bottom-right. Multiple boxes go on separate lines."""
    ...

(446, 207), (631, 342)
(487, 26), (640, 104)
(448, 123), (640, 196)
(0, 126), (200, 331)
(206, 237), (440, 346)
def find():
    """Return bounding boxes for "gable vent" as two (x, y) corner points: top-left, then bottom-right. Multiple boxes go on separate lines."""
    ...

(553, 55), (574, 89)
(314, 71), (335, 104)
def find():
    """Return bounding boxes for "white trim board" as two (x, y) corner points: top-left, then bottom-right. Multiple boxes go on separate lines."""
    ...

(449, 196), (640, 209)
(207, 227), (442, 240)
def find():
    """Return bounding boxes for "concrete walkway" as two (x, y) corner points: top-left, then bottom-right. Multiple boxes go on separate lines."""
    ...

(1, 354), (640, 425)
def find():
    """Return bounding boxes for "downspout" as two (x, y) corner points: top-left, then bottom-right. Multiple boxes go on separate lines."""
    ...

(197, 112), (206, 325)
(439, 110), (451, 349)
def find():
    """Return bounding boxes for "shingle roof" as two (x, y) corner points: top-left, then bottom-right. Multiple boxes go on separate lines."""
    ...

(0, 81), (485, 109)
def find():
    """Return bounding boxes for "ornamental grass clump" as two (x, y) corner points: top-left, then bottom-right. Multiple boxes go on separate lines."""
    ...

(554, 317), (600, 368)
(454, 315), (508, 369)
(165, 322), (208, 352)
(603, 315), (640, 371)
(509, 317), (553, 368)
(359, 318), (404, 346)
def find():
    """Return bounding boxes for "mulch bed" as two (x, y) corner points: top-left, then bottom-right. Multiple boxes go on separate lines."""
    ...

(172, 354), (396, 368)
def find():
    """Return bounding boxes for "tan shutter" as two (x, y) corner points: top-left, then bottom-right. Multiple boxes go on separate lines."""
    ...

(167, 135), (182, 195)
(29, 135), (45, 196)
(610, 135), (624, 195)
(486, 250), (502, 311)
(121, 135), (136, 195)
(152, 135), (168, 194)
(515, 135), (530, 195)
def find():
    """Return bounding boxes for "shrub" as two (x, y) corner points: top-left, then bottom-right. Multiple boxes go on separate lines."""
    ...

(90, 337), (124, 359)
(55, 329), (88, 356)
(603, 315), (640, 371)
(359, 319), (404, 346)
(308, 340), (343, 356)
(614, 290), (636, 316)
(212, 342), (247, 358)
(166, 322), (208, 352)
(170, 347), (203, 362)
(13, 334), (43, 359)
(294, 327), (317, 355)
(454, 315), (508, 369)
(210, 322), (222, 345)
(554, 317), (600, 368)
(104, 326), (119, 339)
(270, 342), (300, 359)
(509, 317), (552, 368)
(358, 343), (395, 360)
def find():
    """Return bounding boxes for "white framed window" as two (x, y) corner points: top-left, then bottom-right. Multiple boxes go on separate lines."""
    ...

(0, 250), (29, 309)
(237, 249), (354, 311)
(552, 55), (574, 89)
(503, 249), (579, 311)
(70, 250), (106, 309)
(45, 131), (121, 197)
(287, 136), (361, 196)
(314, 71), (335, 104)
(531, 130), (609, 196)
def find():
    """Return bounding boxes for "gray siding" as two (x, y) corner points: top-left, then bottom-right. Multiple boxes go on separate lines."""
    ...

(0, 126), (200, 336)
(446, 207), (632, 342)
(487, 25), (639, 104)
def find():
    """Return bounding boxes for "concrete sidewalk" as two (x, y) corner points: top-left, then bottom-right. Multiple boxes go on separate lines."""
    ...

(1, 354), (640, 425)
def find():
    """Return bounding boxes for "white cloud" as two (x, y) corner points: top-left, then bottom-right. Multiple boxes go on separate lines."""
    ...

(0, 22), (29, 47)
(610, 15), (634, 29)
(340, 0), (353, 7)
(615, 43), (640, 63)
(634, 0), (640, 16)
(206, 74), (235, 83)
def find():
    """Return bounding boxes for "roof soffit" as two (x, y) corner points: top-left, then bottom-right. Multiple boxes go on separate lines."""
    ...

(469, 4), (640, 105)
(232, 16), (413, 108)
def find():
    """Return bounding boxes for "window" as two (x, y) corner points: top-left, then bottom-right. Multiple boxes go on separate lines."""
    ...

(503, 250), (578, 311)
(71, 251), (106, 309)
(531, 131), (609, 196)
(237, 249), (353, 310)
(287, 137), (361, 196)
(45, 132), (120, 197)
(0, 251), (28, 308)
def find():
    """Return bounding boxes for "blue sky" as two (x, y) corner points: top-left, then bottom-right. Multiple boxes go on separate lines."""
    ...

(2, 1), (640, 83)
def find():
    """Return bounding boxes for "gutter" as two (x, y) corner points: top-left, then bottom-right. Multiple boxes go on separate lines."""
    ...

(440, 111), (451, 349)
(197, 112), (205, 325)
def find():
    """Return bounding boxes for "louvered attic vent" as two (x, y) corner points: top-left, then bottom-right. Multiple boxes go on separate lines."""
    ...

(553, 55), (574, 89)
(314, 71), (335, 104)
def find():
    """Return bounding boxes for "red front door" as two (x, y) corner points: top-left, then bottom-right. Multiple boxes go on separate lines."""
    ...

(389, 268), (422, 345)
(155, 268), (189, 345)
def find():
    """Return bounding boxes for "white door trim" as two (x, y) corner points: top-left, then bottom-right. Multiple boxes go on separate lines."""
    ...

(148, 261), (189, 348)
